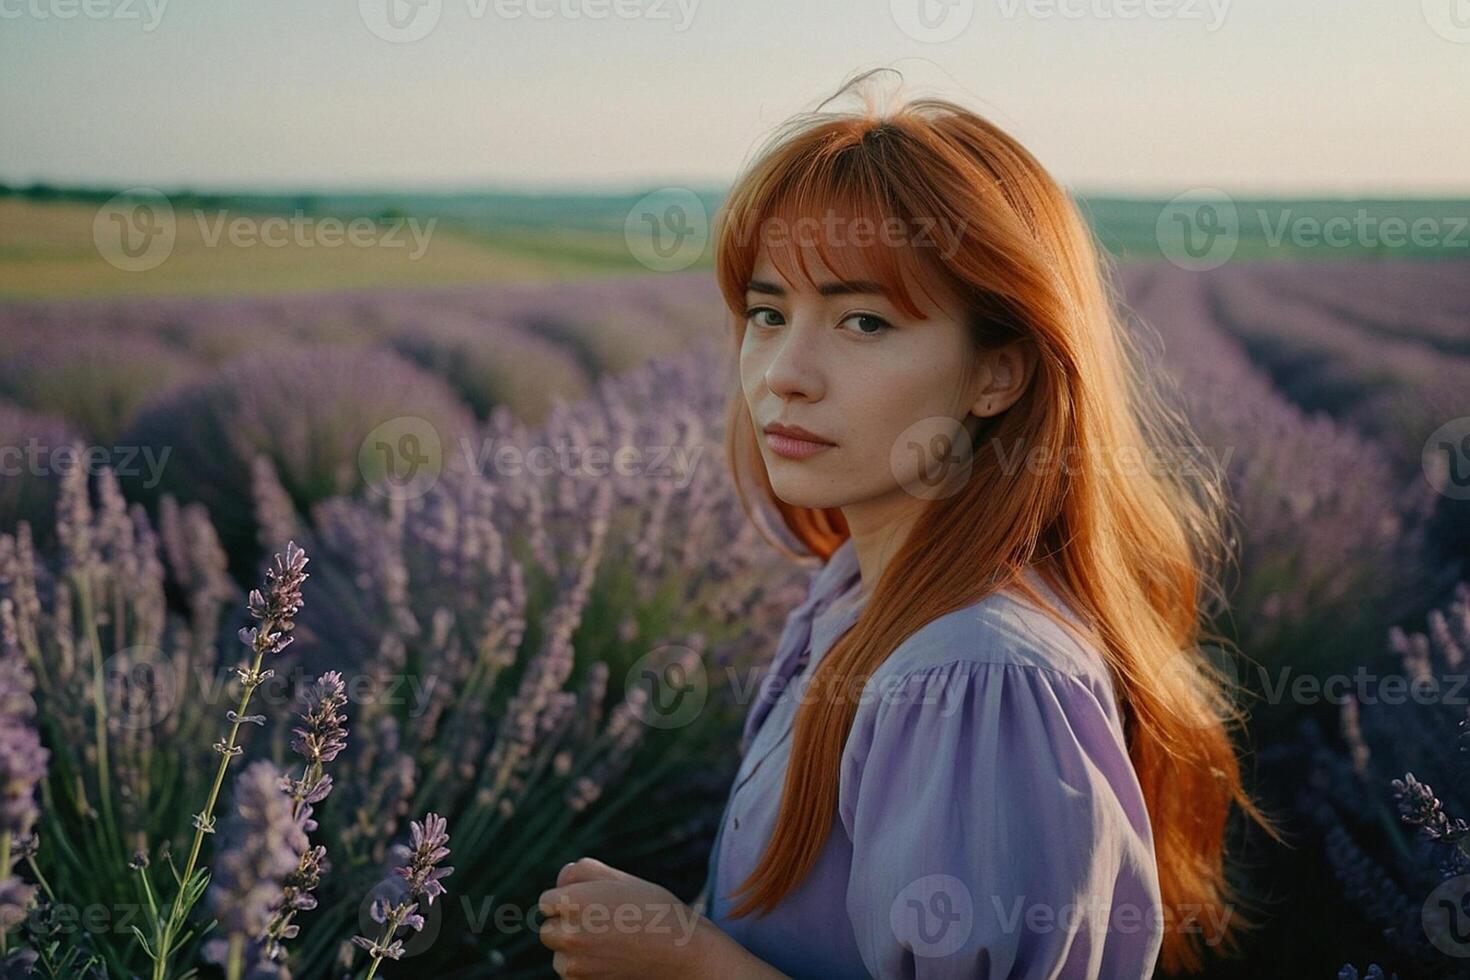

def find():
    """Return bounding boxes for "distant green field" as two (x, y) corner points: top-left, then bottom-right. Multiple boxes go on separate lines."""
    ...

(1082, 195), (1470, 262)
(2, 183), (1465, 299)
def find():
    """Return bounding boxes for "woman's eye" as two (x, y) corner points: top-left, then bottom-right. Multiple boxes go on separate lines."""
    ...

(840, 312), (893, 337)
(745, 307), (784, 329)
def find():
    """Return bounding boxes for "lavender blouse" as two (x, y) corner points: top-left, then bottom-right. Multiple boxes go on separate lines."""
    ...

(700, 537), (1164, 978)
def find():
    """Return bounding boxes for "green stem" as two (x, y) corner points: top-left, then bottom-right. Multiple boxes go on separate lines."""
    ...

(226, 933), (243, 980)
(362, 905), (409, 980)
(76, 578), (123, 862)
(25, 853), (56, 903)
(153, 642), (270, 980)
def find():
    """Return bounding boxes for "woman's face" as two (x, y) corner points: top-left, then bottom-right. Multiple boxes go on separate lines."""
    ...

(739, 244), (1031, 523)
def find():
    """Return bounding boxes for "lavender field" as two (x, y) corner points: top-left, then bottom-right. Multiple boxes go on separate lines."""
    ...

(0, 259), (1468, 978)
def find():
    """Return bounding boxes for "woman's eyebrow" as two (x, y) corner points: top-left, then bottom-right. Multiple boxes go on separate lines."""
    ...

(745, 278), (888, 298)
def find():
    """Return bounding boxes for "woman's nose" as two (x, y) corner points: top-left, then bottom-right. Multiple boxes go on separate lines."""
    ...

(763, 323), (825, 401)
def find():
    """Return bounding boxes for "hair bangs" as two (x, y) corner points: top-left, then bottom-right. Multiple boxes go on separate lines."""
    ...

(716, 130), (961, 325)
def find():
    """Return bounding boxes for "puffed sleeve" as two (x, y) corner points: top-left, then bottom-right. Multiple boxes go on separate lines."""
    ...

(838, 660), (1164, 979)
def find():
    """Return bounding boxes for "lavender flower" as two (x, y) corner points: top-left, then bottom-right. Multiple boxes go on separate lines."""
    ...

(0, 598), (46, 939)
(394, 813), (453, 907)
(0, 331), (198, 445)
(253, 671), (350, 970)
(1391, 772), (1470, 846)
(202, 760), (310, 978)
(351, 813), (454, 977)
(1194, 260), (1470, 472)
(385, 312), (591, 426)
(187, 540), (308, 835)
(241, 540), (310, 659)
(1122, 263), (1434, 671)
(153, 542), (312, 980)
(290, 671), (349, 775)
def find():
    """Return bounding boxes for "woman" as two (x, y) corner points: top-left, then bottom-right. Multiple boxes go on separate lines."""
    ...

(537, 69), (1280, 978)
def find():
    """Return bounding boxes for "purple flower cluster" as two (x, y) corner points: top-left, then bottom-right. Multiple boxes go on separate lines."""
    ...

(1284, 583), (1470, 976)
(289, 669), (349, 794)
(394, 812), (453, 906)
(241, 540), (310, 658)
(350, 813), (454, 971)
(0, 330), (199, 444)
(203, 668), (350, 977)
(0, 466), (284, 975)
(1394, 770), (1470, 840)
(275, 671), (348, 923)
(203, 760), (311, 965)
(0, 598), (47, 939)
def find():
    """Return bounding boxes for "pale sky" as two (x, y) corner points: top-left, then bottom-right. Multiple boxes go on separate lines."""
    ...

(3, 0), (1468, 196)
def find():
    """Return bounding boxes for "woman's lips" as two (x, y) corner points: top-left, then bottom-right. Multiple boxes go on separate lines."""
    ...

(764, 431), (836, 460)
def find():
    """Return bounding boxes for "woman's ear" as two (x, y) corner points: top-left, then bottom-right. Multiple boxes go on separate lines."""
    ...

(969, 339), (1035, 418)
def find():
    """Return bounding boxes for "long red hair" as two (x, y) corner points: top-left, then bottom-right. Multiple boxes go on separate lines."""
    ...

(715, 70), (1282, 975)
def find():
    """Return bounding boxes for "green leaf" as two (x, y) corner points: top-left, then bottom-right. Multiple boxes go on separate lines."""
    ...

(130, 925), (155, 956)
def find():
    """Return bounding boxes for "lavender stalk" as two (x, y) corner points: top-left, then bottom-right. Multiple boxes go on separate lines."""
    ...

(149, 541), (309, 980)
(350, 813), (454, 979)
(258, 670), (349, 966)
(202, 760), (310, 980)
(0, 597), (48, 957)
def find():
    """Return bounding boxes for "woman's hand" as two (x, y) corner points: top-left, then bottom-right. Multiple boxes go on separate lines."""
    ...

(537, 856), (711, 979)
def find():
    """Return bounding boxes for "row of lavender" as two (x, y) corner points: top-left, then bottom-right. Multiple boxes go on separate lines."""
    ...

(0, 272), (722, 563)
(1123, 261), (1470, 978)
(1197, 260), (1470, 565)
(1197, 260), (1470, 470)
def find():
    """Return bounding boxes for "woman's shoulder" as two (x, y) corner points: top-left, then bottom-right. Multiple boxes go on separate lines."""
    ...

(868, 569), (1119, 710)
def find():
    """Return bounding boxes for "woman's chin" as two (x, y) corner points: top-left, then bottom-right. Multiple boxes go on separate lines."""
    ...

(767, 480), (848, 512)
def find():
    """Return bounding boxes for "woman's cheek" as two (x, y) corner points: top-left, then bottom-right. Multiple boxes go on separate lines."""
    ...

(846, 429), (902, 495)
